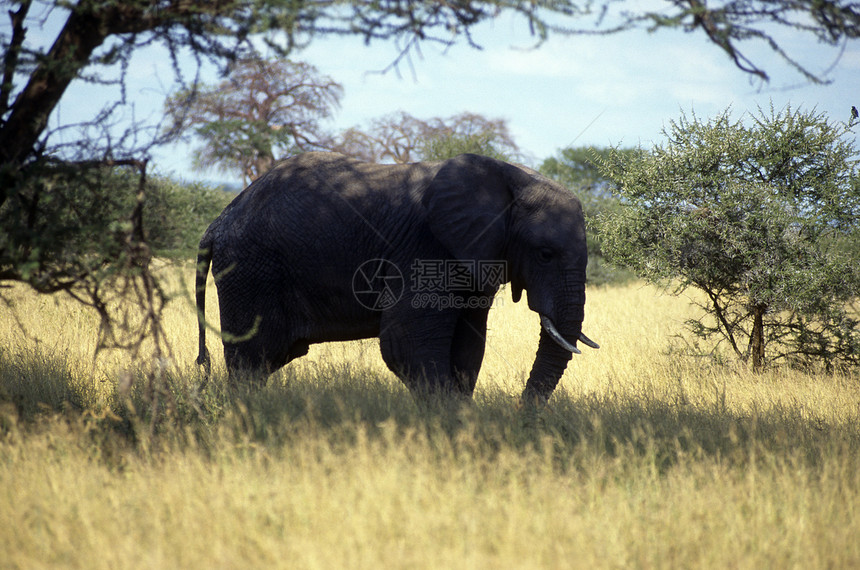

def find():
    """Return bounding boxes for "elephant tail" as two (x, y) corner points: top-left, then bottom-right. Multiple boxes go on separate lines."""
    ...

(195, 234), (213, 379)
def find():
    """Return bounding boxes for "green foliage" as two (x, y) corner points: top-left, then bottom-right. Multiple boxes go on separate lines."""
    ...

(597, 105), (860, 369)
(541, 147), (630, 194)
(144, 179), (234, 257)
(421, 132), (517, 162)
(330, 111), (520, 164)
(1, 166), (232, 283)
(540, 146), (638, 285)
(0, 162), (145, 292)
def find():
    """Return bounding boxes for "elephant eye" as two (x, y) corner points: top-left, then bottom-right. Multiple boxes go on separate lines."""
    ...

(537, 248), (554, 263)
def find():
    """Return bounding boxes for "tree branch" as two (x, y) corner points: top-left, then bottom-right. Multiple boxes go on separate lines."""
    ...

(0, 0), (31, 121)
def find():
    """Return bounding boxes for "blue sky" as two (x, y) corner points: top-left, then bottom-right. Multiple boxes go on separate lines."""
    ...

(51, 12), (860, 186)
(296, 19), (859, 158)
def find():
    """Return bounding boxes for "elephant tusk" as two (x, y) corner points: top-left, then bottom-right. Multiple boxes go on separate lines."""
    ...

(540, 315), (580, 354)
(579, 332), (600, 349)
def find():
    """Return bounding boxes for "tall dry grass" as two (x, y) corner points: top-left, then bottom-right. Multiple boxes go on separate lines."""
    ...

(1, 262), (858, 568)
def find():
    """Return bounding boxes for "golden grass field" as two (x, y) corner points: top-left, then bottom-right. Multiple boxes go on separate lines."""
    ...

(1, 261), (859, 568)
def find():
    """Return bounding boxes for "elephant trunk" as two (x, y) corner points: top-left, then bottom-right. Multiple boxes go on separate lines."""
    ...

(522, 322), (578, 404)
(522, 285), (598, 404)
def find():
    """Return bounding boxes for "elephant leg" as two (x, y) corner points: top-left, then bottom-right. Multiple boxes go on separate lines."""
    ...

(379, 309), (463, 398)
(450, 304), (491, 396)
(223, 329), (310, 393)
(219, 286), (298, 381)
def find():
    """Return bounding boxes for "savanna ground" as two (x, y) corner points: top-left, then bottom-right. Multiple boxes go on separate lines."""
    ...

(1, 261), (858, 568)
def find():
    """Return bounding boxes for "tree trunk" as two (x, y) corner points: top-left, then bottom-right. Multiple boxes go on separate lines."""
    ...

(0, 1), (196, 206)
(0, 8), (109, 168)
(750, 303), (766, 372)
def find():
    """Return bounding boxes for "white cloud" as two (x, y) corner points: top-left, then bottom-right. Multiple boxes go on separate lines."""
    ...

(481, 43), (593, 79)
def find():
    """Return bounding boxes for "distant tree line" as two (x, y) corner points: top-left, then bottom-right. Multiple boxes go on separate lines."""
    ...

(165, 58), (523, 182)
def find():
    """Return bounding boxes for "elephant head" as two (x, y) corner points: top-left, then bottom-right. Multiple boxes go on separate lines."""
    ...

(423, 154), (599, 403)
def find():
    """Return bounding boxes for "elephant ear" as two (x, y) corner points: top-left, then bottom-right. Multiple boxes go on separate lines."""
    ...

(423, 154), (513, 268)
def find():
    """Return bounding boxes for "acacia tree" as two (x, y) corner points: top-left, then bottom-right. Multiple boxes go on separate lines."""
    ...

(420, 114), (521, 162)
(598, 106), (860, 370)
(165, 59), (343, 184)
(330, 111), (520, 163)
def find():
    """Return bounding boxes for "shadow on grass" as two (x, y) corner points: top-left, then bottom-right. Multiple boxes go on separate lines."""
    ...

(0, 345), (95, 419)
(2, 345), (858, 474)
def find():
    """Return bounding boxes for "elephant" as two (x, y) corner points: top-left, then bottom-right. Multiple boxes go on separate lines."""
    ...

(195, 152), (598, 403)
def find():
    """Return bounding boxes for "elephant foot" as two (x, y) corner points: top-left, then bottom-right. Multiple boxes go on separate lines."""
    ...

(226, 367), (269, 395)
(519, 386), (549, 408)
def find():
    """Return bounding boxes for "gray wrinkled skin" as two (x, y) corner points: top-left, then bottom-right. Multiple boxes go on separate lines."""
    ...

(196, 152), (597, 403)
